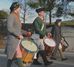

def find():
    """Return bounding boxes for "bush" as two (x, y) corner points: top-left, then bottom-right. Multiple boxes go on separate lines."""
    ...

(0, 10), (8, 19)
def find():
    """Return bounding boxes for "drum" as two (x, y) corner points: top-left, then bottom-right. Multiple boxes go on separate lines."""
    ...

(44, 38), (56, 56)
(21, 39), (37, 63)
(61, 40), (68, 52)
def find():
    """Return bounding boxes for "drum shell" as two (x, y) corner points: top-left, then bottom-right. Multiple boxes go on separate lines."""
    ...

(21, 47), (34, 63)
(44, 42), (55, 56)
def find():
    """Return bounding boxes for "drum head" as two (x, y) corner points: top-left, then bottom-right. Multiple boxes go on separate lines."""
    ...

(21, 39), (37, 53)
(44, 38), (56, 47)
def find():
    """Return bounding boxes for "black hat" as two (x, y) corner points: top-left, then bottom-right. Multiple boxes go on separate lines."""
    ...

(55, 19), (62, 25)
(36, 8), (45, 13)
(56, 19), (62, 22)
(10, 2), (20, 12)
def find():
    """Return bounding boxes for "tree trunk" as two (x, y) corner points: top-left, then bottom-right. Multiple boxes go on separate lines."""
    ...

(49, 10), (51, 24)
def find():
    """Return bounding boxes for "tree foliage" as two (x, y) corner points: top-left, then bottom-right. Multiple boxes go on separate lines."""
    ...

(56, 6), (63, 17)
(27, 2), (39, 8)
(27, 0), (55, 11)
(0, 10), (8, 19)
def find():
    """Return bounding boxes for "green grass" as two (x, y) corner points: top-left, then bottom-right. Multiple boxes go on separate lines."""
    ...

(61, 20), (74, 26)
(47, 20), (74, 26)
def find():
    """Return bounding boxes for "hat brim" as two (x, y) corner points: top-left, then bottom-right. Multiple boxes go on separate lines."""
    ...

(36, 8), (45, 13)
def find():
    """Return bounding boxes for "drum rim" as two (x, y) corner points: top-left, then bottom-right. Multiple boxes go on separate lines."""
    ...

(21, 39), (38, 53)
(44, 38), (56, 47)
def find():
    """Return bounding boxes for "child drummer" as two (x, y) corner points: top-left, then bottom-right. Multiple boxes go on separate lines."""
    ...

(45, 32), (67, 61)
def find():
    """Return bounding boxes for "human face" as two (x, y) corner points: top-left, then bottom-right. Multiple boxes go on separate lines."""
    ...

(58, 22), (61, 26)
(39, 11), (45, 17)
(47, 33), (52, 38)
(14, 7), (21, 14)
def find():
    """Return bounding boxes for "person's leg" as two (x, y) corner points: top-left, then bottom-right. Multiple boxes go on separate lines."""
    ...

(31, 35), (44, 65)
(7, 59), (13, 67)
(58, 48), (64, 58)
(58, 45), (67, 61)
(39, 50), (53, 65)
(51, 45), (58, 60)
(51, 41), (60, 60)
(33, 52), (42, 65)
(58, 44), (64, 59)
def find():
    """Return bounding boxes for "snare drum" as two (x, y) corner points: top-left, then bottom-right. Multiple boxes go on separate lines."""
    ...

(44, 38), (56, 56)
(21, 39), (37, 63)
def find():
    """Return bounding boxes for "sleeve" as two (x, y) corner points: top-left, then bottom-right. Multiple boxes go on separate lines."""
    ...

(21, 29), (28, 36)
(7, 15), (19, 37)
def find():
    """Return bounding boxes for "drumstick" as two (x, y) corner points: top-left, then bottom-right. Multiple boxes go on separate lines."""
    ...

(18, 39), (22, 45)
(34, 53), (37, 59)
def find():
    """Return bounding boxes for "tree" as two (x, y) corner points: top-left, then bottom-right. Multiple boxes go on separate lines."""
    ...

(56, 6), (63, 17)
(0, 10), (8, 19)
(27, 0), (55, 24)
(0, 10), (8, 35)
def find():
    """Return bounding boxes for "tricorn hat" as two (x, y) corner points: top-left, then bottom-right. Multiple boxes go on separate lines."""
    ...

(10, 2), (20, 12)
(55, 19), (62, 25)
(36, 7), (45, 13)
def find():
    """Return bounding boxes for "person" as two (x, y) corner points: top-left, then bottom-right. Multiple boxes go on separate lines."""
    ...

(5, 2), (25, 67)
(31, 7), (53, 65)
(50, 19), (67, 61)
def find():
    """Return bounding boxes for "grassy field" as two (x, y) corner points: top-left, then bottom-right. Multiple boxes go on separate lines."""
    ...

(61, 20), (74, 26)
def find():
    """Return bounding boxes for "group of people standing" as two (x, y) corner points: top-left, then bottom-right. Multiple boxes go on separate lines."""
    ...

(5, 2), (67, 67)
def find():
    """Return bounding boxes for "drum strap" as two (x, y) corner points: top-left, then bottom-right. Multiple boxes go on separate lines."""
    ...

(41, 24), (44, 31)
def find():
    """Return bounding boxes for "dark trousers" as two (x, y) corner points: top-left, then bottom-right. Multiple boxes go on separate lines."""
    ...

(7, 59), (14, 67)
(51, 41), (64, 59)
(36, 50), (49, 63)
(52, 42), (59, 57)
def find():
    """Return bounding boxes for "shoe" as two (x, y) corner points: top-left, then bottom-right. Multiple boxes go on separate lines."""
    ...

(32, 60), (42, 65)
(61, 58), (68, 61)
(44, 61), (53, 66)
(50, 57), (56, 60)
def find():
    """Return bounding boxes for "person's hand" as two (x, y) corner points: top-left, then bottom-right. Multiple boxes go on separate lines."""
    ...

(27, 32), (32, 37)
(24, 31), (32, 37)
(17, 35), (23, 40)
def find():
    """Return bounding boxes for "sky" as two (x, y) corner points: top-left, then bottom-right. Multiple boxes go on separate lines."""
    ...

(0, 0), (12, 10)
